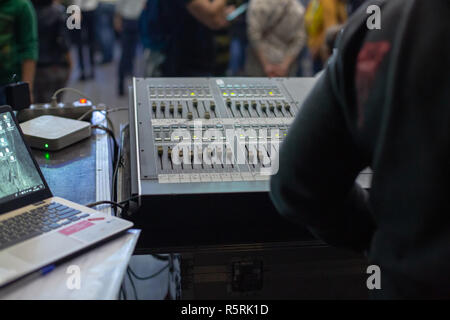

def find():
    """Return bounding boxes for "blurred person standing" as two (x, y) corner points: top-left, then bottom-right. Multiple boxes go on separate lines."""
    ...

(72, 0), (98, 81)
(245, 0), (307, 77)
(139, 0), (166, 77)
(32, 0), (73, 103)
(0, 0), (38, 104)
(304, 0), (347, 73)
(228, 0), (248, 76)
(97, 0), (116, 64)
(115, 0), (146, 96)
(159, 0), (233, 77)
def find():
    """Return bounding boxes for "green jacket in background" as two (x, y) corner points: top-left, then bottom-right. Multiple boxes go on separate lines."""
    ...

(0, 0), (38, 85)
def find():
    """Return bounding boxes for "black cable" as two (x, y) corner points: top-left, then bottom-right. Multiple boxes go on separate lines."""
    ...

(85, 200), (125, 212)
(128, 263), (170, 281)
(127, 268), (139, 300)
(92, 124), (118, 156)
(118, 195), (140, 205)
(151, 254), (170, 261)
(120, 283), (127, 300)
(91, 123), (120, 214)
(111, 135), (124, 204)
(85, 197), (139, 217)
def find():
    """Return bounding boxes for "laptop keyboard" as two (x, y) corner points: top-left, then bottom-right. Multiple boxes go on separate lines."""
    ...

(0, 202), (90, 251)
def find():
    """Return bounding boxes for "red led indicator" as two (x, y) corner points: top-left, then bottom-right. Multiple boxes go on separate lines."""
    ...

(79, 98), (87, 104)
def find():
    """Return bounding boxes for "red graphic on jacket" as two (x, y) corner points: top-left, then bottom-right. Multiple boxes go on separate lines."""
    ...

(355, 41), (391, 128)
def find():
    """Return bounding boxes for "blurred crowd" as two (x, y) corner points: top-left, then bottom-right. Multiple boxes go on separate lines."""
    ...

(0, 0), (367, 104)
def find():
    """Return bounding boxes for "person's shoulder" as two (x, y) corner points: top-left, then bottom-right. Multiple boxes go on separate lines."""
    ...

(15, 0), (35, 11)
(14, 0), (36, 16)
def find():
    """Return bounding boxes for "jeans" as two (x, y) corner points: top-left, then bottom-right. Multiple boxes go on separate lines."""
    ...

(229, 37), (248, 76)
(96, 3), (116, 63)
(118, 19), (140, 93)
(74, 10), (97, 77)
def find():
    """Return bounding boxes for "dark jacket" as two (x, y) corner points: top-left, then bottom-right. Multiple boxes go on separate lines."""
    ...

(34, 3), (70, 67)
(270, 0), (450, 299)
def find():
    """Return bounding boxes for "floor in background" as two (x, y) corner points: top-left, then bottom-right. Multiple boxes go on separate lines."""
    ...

(62, 47), (145, 137)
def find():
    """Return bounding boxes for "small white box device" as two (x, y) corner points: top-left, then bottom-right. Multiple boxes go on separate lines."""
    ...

(20, 115), (91, 151)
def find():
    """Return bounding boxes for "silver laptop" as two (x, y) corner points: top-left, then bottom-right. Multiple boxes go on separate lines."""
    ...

(0, 105), (133, 287)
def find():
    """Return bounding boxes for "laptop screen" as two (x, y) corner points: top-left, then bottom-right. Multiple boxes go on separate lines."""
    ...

(0, 111), (46, 205)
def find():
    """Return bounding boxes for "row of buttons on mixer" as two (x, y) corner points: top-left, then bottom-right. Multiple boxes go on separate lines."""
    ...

(153, 124), (289, 142)
(158, 173), (270, 184)
(149, 86), (212, 98)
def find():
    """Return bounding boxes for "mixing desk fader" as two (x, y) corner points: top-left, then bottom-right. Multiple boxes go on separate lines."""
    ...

(128, 77), (372, 249)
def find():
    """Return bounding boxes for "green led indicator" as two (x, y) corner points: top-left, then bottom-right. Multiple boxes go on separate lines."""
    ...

(44, 144), (49, 149)
(45, 153), (50, 160)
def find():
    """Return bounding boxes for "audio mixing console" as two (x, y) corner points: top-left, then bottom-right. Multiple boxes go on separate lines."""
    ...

(128, 78), (372, 249)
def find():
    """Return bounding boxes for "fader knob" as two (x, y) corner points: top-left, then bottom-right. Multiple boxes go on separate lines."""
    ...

(257, 151), (264, 161)
(169, 104), (174, 114)
(207, 147), (213, 158)
(226, 98), (232, 107)
(193, 99), (198, 108)
(204, 112), (211, 119)
(187, 112), (193, 120)
(152, 102), (157, 112)
(285, 104), (291, 111)
(226, 147), (233, 160)
(261, 104), (267, 112)
(248, 150), (254, 162)
(157, 146), (163, 156)
(251, 101), (257, 109)
(160, 103), (166, 112)
(216, 148), (223, 159)
(269, 104), (275, 112)
(178, 104), (183, 114)
(236, 102), (241, 110)
(244, 102), (249, 110)
(276, 102), (282, 111)
(210, 101), (216, 111)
